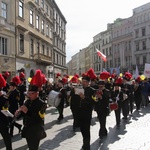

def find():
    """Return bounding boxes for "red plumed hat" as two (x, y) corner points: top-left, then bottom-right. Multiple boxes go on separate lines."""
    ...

(30, 69), (46, 87)
(100, 72), (110, 80)
(0, 74), (6, 89)
(56, 73), (61, 78)
(87, 68), (97, 80)
(3, 71), (10, 79)
(10, 76), (21, 86)
(62, 77), (68, 84)
(19, 72), (25, 81)
(123, 72), (132, 81)
(70, 76), (78, 83)
(114, 77), (123, 86)
(135, 76), (141, 83)
(74, 74), (79, 78)
(82, 72), (88, 77)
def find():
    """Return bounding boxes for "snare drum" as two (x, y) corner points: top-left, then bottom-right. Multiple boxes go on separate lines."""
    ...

(47, 90), (61, 107)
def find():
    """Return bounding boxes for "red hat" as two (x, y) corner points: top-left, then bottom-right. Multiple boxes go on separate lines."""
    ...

(62, 77), (68, 84)
(3, 71), (10, 80)
(100, 72), (110, 80)
(30, 69), (46, 87)
(19, 72), (25, 81)
(123, 72), (132, 81)
(70, 76), (78, 83)
(0, 74), (6, 89)
(135, 76), (141, 83)
(56, 73), (61, 78)
(87, 68), (97, 80)
(10, 76), (21, 86)
(114, 77), (123, 86)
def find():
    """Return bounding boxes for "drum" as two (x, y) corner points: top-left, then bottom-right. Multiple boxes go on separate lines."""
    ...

(109, 102), (118, 111)
(47, 90), (61, 107)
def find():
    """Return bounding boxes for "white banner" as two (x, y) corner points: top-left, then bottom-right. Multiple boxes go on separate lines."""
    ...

(144, 63), (150, 78)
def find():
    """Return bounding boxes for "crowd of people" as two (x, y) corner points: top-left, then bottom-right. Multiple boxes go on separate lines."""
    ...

(0, 68), (150, 150)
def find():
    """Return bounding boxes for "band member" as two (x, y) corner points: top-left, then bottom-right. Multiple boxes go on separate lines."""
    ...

(15, 84), (47, 150)
(55, 79), (67, 121)
(8, 76), (22, 137)
(18, 72), (26, 106)
(94, 80), (110, 139)
(69, 75), (81, 131)
(2, 71), (10, 94)
(0, 74), (13, 150)
(121, 73), (131, 120)
(78, 74), (96, 150)
(111, 77), (123, 127)
(134, 77), (142, 111)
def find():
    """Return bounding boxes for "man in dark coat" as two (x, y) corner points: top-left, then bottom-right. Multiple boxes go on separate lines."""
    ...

(15, 85), (47, 150)
(78, 75), (96, 150)
(0, 74), (13, 150)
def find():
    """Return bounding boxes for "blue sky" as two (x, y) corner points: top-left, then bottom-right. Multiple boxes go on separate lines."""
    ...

(56, 0), (150, 63)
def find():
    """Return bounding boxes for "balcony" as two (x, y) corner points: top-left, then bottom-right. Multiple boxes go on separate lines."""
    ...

(34, 53), (52, 65)
(0, 16), (15, 32)
(0, 16), (5, 27)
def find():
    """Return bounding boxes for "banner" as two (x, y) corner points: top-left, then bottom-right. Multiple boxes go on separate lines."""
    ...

(144, 63), (150, 78)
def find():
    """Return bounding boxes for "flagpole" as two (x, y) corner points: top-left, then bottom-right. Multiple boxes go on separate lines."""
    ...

(101, 58), (103, 72)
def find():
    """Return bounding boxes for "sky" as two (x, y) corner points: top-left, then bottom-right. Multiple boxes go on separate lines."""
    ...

(55, 0), (150, 63)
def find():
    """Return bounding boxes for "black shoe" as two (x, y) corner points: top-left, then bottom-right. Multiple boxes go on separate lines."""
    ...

(122, 117), (127, 120)
(57, 116), (64, 121)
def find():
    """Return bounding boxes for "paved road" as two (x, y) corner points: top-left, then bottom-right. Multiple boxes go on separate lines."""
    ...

(1, 104), (150, 150)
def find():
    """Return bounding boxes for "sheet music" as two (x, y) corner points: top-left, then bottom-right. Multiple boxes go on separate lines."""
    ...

(1, 110), (14, 117)
(74, 88), (84, 95)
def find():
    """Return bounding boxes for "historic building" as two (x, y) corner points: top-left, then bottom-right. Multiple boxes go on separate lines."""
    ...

(0, 0), (16, 81)
(0, 0), (67, 80)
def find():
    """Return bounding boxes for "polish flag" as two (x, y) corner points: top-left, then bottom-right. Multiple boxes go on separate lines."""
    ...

(96, 49), (107, 62)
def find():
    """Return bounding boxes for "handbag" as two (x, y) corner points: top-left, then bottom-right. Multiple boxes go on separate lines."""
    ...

(109, 102), (118, 111)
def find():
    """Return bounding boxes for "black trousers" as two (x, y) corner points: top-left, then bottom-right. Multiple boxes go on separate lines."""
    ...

(0, 125), (12, 150)
(79, 116), (91, 150)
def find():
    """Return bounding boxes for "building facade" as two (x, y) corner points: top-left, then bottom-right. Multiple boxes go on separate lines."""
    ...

(0, 0), (67, 80)
(0, 0), (16, 81)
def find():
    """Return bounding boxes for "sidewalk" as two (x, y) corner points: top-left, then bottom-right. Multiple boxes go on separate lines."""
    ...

(0, 105), (150, 150)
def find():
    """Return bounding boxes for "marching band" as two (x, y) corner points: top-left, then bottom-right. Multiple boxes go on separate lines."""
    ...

(0, 68), (150, 150)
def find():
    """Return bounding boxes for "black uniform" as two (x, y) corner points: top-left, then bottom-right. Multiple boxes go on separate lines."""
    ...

(111, 89), (123, 126)
(78, 86), (95, 150)
(70, 87), (80, 130)
(8, 88), (22, 136)
(18, 83), (26, 106)
(21, 98), (47, 150)
(95, 88), (110, 139)
(0, 95), (12, 150)
(55, 87), (67, 121)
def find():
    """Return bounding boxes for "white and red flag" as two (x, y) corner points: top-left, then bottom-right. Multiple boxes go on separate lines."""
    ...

(96, 49), (107, 62)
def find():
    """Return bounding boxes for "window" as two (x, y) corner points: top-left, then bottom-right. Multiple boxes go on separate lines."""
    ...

(50, 27), (52, 38)
(142, 41), (146, 50)
(19, 1), (24, 18)
(20, 34), (24, 52)
(46, 5), (48, 14)
(136, 42), (139, 51)
(1, 2), (7, 19)
(35, 0), (39, 4)
(142, 28), (146, 36)
(37, 42), (40, 53)
(36, 15), (39, 29)
(136, 57), (140, 65)
(30, 39), (34, 55)
(47, 47), (49, 56)
(42, 45), (44, 54)
(41, 20), (44, 32)
(41, 0), (44, 9)
(0, 37), (7, 55)
(135, 29), (139, 38)
(29, 9), (33, 25)
(143, 56), (146, 64)
(46, 24), (49, 36)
